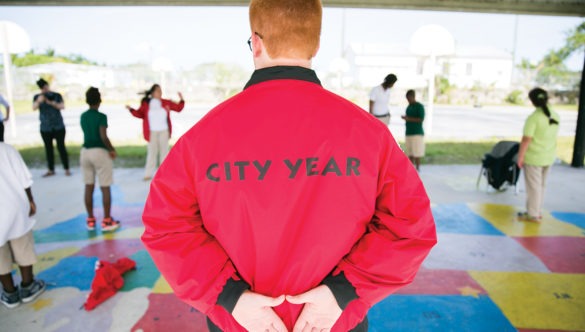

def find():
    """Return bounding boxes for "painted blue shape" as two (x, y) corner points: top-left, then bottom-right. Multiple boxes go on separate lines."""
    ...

(432, 203), (504, 235)
(551, 211), (585, 230)
(91, 184), (125, 206)
(37, 256), (99, 291)
(120, 250), (160, 291)
(33, 184), (143, 244)
(368, 295), (516, 332)
(34, 214), (100, 244)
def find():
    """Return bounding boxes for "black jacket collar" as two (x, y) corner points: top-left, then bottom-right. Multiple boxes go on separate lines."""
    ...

(244, 66), (321, 90)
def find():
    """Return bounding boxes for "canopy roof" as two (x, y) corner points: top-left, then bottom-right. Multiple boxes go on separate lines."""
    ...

(0, 0), (584, 17)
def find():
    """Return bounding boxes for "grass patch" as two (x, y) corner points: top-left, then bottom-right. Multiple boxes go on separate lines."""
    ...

(18, 144), (147, 168)
(423, 141), (495, 164)
(557, 136), (577, 164)
(17, 137), (580, 168)
(401, 137), (577, 165)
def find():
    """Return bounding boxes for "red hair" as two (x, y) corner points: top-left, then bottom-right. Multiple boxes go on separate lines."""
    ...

(249, 0), (322, 60)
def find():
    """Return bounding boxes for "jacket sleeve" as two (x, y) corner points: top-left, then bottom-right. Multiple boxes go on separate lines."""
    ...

(164, 99), (185, 112)
(141, 137), (243, 315)
(129, 101), (147, 119)
(331, 131), (437, 307)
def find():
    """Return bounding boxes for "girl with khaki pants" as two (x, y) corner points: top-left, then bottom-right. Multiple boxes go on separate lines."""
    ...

(517, 88), (560, 222)
(126, 84), (184, 180)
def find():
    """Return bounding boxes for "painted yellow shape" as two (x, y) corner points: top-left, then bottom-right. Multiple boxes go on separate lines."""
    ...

(35, 247), (80, 273)
(469, 203), (584, 237)
(152, 275), (173, 294)
(470, 271), (585, 331)
(101, 227), (144, 240)
(31, 298), (53, 311)
(458, 286), (482, 298)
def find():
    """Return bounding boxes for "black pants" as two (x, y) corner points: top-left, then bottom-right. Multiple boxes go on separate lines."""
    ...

(41, 129), (69, 171)
(0, 122), (4, 142)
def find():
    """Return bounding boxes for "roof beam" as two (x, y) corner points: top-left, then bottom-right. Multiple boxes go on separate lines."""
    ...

(0, 0), (583, 17)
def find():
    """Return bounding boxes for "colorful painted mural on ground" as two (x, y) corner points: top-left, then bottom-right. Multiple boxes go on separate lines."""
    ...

(0, 185), (584, 332)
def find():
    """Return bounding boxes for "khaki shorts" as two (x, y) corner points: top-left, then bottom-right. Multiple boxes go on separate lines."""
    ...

(81, 148), (113, 186)
(405, 135), (425, 157)
(0, 230), (37, 275)
(375, 114), (390, 125)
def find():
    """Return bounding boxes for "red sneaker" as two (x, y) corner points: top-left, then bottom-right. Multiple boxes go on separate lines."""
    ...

(86, 217), (96, 231)
(102, 217), (121, 232)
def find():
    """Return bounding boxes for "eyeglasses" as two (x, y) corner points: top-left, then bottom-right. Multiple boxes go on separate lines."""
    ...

(247, 32), (264, 51)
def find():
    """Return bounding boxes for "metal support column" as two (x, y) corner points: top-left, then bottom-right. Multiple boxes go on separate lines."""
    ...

(571, 53), (585, 168)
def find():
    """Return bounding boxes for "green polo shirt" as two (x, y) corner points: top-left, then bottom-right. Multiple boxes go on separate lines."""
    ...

(81, 109), (108, 149)
(405, 102), (425, 136)
(523, 107), (560, 166)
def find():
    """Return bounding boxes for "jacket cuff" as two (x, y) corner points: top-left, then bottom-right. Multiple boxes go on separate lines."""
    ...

(217, 278), (250, 313)
(322, 272), (358, 309)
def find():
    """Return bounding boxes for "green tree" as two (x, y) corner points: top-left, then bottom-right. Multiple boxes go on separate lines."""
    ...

(516, 58), (537, 87)
(535, 21), (584, 89)
(10, 49), (98, 67)
(505, 89), (523, 104)
(435, 75), (452, 96)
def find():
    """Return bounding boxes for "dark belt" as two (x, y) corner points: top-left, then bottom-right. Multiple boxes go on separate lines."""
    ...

(374, 113), (390, 118)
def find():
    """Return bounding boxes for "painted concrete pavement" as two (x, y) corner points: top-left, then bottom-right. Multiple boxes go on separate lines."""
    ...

(1, 177), (584, 331)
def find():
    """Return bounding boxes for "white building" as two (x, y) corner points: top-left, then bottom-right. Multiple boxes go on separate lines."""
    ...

(443, 46), (513, 89)
(17, 63), (118, 88)
(345, 43), (427, 89)
(344, 43), (513, 90)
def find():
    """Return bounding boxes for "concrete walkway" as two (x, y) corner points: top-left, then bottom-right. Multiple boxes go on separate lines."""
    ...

(29, 163), (585, 231)
(0, 164), (584, 331)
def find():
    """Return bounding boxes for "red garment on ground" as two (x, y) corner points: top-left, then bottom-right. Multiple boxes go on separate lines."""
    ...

(84, 257), (136, 311)
(142, 71), (436, 331)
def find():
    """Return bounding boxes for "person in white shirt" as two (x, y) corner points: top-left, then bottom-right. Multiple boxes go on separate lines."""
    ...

(0, 93), (11, 142)
(0, 143), (46, 308)
(126, 84), (185, 180)
(369, 74), (397, 125)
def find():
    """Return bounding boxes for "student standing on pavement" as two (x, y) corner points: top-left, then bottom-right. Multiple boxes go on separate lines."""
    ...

(126, 84), (184, 181)
(401, 89), (425, 171)
(80, 87), (120, 232)
(141, 1), (436, 331)
(0, 93), (10, 142)
(32, 78), (71, 177)
(0, 142), (46, 309)
(517, 87), (560, 223)
(369, 73), (397, 125)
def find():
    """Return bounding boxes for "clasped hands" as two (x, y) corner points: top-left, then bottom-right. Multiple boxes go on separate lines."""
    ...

(232, 285), (342, 332)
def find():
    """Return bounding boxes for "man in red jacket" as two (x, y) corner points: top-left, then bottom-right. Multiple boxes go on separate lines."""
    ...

(141, 1), (437, 331)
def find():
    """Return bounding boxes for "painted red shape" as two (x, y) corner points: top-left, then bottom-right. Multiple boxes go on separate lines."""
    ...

(513, 236), (585, 273)
(74, 239), (145, 262)
(132, 293), (209, 332)
(397, 268), (487, 295)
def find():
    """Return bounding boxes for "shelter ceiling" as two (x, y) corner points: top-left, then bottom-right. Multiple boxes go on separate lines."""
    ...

(0, 0), (584, 17)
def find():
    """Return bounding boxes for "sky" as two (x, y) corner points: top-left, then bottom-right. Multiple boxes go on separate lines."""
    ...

(0, 6), (583, 73)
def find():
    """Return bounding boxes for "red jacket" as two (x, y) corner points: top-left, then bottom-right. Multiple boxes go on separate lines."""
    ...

(141, 66), (436, 331)
(128, 98), (184, 141)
